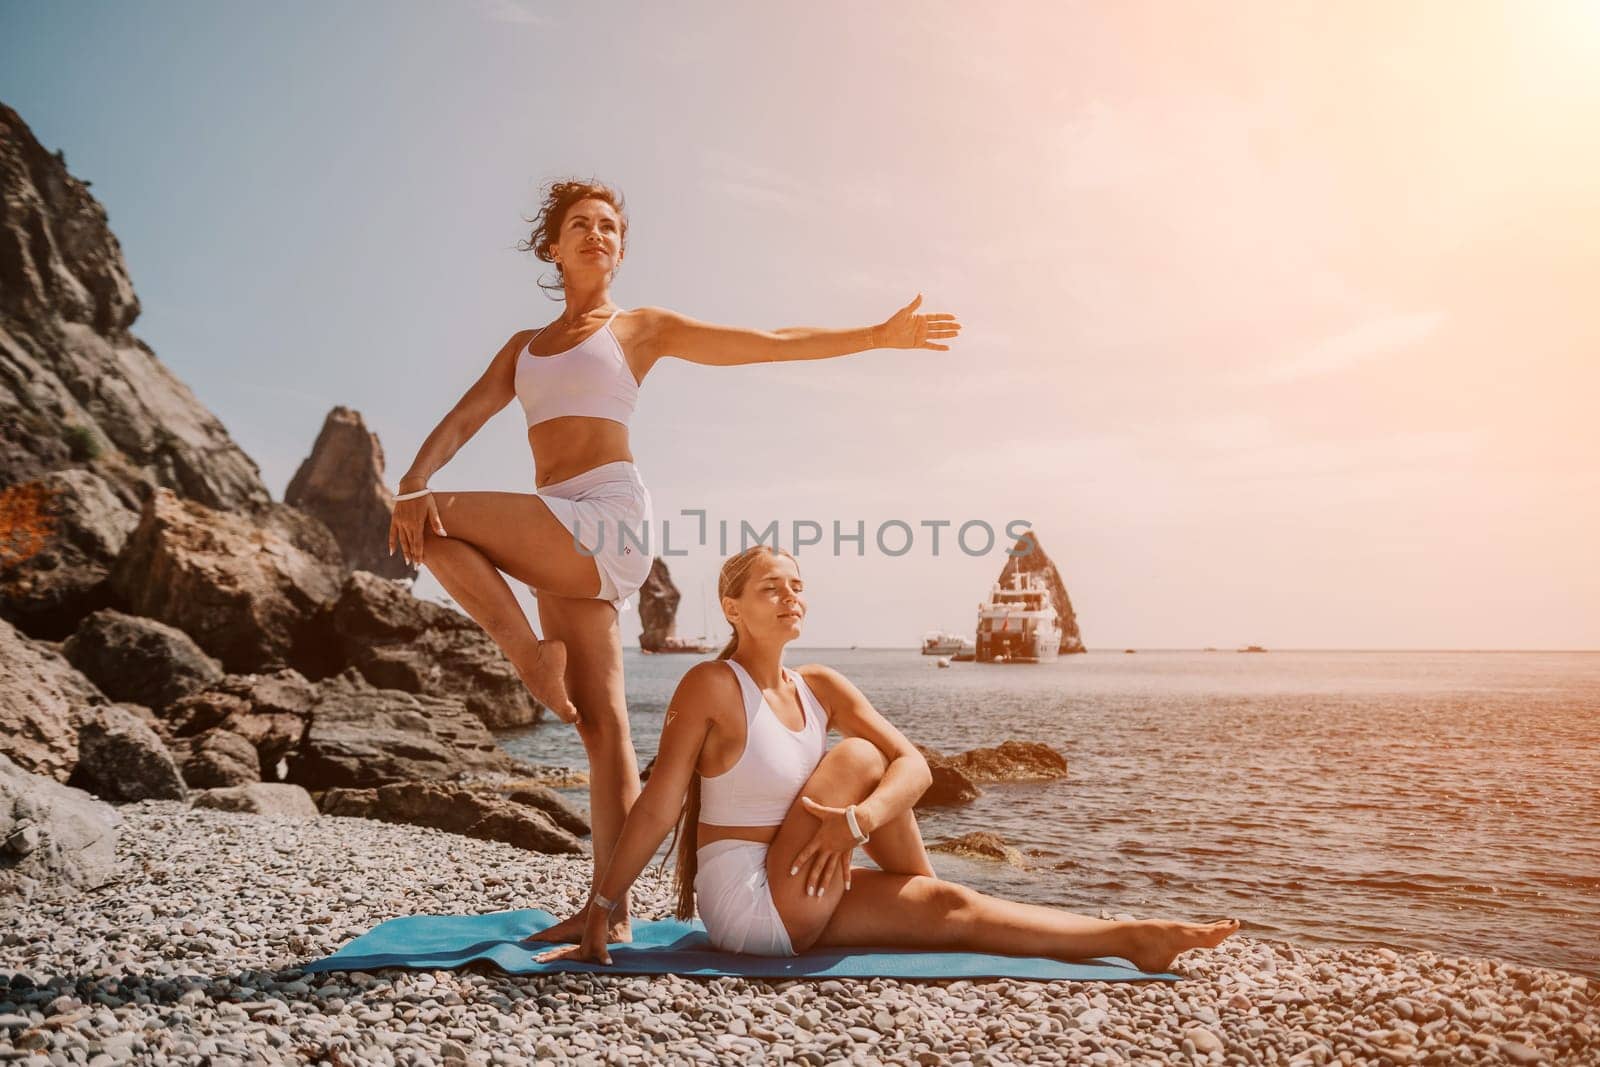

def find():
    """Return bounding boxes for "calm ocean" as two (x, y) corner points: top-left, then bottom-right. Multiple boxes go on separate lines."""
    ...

(495, 649), (1600, 977)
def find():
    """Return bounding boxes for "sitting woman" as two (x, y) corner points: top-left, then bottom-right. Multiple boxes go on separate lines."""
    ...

(531, 546), (1240, 972)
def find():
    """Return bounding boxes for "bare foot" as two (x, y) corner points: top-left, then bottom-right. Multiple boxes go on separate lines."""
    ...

(1126, 918), (1241, 974)
(516, 639), (578, 723)
(519, 909), (633, 947)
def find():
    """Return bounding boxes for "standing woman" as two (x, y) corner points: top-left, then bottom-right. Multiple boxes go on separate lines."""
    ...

(386, 179), (961, 942)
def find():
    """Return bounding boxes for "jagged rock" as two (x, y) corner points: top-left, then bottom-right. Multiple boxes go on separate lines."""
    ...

(636, 556), (681, 652)
(162, 669), (316, 781)
(0, 103), (269, 509)
(998, 531), (1086, 654)
(62, 608), (224, 710)
(0, 614), (106, 781)
(503, 783), (590, 838)
(174, 729), (261, 788)
(0, 469), (138, 639)
(0, 751), (122, 901)
(285, 406), (415, 580)
(318, 780), (583, 854)
(912, 744), (983, 809)
(288, 669), (521, 790)
(190, 782), (317, 817)
(911, 740), (1069, 809)
(943, 740), (1068, 783)
(107, 488), (343, 672)
(66, 703), (188, 804)
(312, 570), (541, 728)
(929, 830), (1028, 867)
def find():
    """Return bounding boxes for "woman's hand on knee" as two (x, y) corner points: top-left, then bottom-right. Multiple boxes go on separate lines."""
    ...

(790, 796), (861, 896)
(389, 495), (447, 566)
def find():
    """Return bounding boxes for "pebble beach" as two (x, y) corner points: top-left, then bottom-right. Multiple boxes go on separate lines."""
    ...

(2, 802), (1595, 1066)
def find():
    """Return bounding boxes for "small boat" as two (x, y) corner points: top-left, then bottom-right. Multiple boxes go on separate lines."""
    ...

(921, 630), (964, 656)
(936, 656), (952, 668)
(1238, 645), (1268, 653)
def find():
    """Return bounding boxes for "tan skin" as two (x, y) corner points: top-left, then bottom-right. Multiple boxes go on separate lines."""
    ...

(533, 553), (1242, 974)
(387, 196), (962, 943)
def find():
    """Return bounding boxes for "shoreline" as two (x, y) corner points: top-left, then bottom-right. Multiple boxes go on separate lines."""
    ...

(1, 802), (1593, 1066)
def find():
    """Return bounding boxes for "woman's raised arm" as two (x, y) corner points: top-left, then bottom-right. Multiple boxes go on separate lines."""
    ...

(638, 294), (960, 371)
(534, 661), (727, 965)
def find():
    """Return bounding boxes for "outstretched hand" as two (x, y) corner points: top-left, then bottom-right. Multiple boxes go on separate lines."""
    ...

(788, 795), (862, 897)
(877, 294), (961, 351)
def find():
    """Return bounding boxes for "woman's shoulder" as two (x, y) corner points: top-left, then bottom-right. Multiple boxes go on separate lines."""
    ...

(793, 663), (851, 716)
(673, 659), (744, 710)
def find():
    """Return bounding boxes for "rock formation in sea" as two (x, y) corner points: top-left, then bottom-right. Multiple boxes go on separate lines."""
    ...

(913, 740), (1069, 809)
(997, 530), (1087, 654)
(0, 103), (575, 888)
(285, 405), (416, 580)
(636, 555), (682, 652)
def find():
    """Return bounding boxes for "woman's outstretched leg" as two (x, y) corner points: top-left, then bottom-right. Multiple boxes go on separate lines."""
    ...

(765, 736), (1239, 971)
(815, 871), (1239, 974)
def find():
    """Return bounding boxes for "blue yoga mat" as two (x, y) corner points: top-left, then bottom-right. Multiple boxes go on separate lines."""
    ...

(302, 908), (1180, 982)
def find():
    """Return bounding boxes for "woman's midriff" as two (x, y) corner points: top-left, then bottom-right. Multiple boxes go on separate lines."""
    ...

(697, 822), (779, 847)
(529, 418), (633, 488)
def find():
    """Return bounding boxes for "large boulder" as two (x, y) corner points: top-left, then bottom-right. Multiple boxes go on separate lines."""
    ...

(1, 752), (122, 901)
(912, 744), (983, 809)
(929, 831), (1028, 867)
(0, 103), (270, 510)
(162, 668), (317, 782)
(66, 703), (189, 804)
(314, 570), (541, 728)
(943, 740), (1068, 783)
(174, 729), (262, 789)
(190, 783), (318, 818)
(318, 781), (584, 854)
(284, 406), (415, 580)
(288, 669), (522, 790)
(107, 488), (343, 672)
(0, 469), (139, 639)
(0, 614), (106, 781)
(62, 608), (224, 710)
(997, 531), (1086, 655)
(636, 556), (682, 653)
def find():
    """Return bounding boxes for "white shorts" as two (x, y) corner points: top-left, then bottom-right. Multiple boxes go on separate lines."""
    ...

(694, 839), (796, 957)
(532, 460), (653, 613)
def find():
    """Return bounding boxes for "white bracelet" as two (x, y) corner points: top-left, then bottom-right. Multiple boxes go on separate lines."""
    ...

(591, 891), (618, 914)
(393, 487), (433, 501)
(845, 804), (870, 845)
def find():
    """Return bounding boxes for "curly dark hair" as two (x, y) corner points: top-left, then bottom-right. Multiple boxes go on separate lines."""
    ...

(517, 178), (629, 299)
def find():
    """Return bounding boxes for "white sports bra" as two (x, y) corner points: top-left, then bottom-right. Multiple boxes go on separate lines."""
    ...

(699, 659), (831, 827)
(513, 308), (639, 429)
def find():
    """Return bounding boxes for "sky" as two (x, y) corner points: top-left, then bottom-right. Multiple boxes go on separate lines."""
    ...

(4, 0), (1598, 649)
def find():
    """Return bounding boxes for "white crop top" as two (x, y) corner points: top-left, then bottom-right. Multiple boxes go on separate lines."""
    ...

(513, 308), (639, 429)
(699, 659), (831, 827)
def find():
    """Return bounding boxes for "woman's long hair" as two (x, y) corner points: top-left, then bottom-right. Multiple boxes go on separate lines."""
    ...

(665, 544), (797, 920)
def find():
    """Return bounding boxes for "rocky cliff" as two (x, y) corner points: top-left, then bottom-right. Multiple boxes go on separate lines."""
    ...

(0, 103), (269, 512)
(0, 103), (574, 890)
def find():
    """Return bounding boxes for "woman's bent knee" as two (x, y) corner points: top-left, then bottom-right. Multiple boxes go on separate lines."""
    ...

(827, 736), (888, 777)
